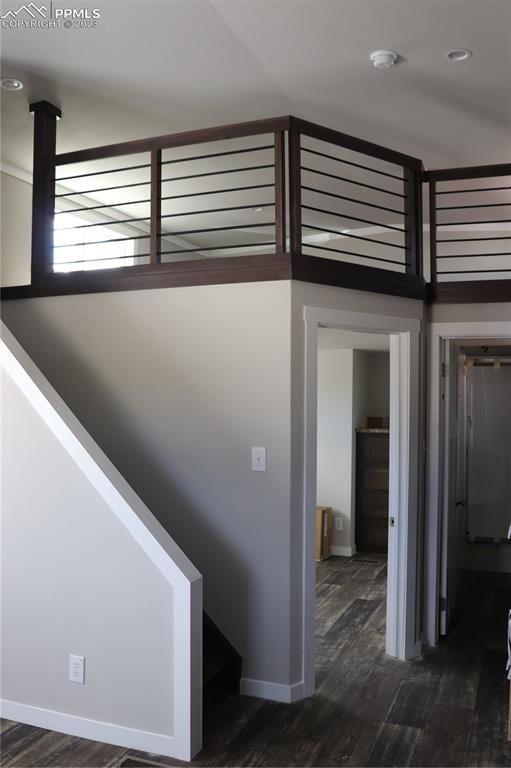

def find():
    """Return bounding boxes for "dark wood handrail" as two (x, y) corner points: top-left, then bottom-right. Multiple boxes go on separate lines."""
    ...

(291, 116), (423, 171)
(424, 163), (511, 182)
(55, 116), (292, 165)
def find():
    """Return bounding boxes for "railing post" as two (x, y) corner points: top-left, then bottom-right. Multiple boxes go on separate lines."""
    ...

(403, 166), (423, 277)
(274, 130), (286, 254)
(288, 122), (302, 261)
(150, 148), (162, 264)
(429, 181), (437, 285)
(29, 101), (61, 283)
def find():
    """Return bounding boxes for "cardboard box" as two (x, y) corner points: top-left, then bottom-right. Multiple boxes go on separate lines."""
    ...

(316, 506), (332, 561)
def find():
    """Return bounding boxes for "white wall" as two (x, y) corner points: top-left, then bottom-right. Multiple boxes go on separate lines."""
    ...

(316, 346), (390, 554)
(1, 281), (293, 695)
(1, 171), (32, 286)
(1, 326), (202, 759)
(316, 347), (354, 552)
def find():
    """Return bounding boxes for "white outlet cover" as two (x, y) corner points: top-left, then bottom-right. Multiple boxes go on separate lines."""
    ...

(69, 654), (85, 684)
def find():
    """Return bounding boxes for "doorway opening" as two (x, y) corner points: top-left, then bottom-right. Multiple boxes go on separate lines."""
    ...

(315, 328), (391, 683)
(301, 305), (422, 699)
(438, 338), (511, 646)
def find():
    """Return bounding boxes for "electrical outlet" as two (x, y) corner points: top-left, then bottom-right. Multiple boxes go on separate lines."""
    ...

(335, 518), (343, 531)
(69, 655), (85, 684)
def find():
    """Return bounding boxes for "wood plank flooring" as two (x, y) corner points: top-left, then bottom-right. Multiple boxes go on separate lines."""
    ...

(2, 559), (511, 767)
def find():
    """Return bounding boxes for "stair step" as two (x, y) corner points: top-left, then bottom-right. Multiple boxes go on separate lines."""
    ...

(202, 612), (242, 705)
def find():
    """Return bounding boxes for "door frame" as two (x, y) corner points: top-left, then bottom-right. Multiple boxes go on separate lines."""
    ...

(424, 320), (511, 647)
(302, 306), (422, 697)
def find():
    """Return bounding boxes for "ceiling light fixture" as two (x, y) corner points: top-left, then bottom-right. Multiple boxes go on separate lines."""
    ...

(1, 77), (24, 91)
(445, 48), (472, 62)
(369, 50), (399, 69)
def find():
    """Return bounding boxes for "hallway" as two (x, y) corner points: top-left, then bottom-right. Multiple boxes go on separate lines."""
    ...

(1, 567), (510, 767)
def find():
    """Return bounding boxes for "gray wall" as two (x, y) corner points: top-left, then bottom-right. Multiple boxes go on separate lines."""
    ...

(1, 171), (31, 286)
(1, 369), (175, 736)
(428, 302), (511, 323)
(353, 350), (390, 427)
(2, 281), (293, 687)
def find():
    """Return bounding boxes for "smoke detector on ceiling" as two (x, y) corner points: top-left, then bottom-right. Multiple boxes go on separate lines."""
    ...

(369, 50), (399, 69)
(1, 77), (24, 91)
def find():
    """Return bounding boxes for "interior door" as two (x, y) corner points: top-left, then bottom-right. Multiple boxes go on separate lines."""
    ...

(439, 341), (462, 635)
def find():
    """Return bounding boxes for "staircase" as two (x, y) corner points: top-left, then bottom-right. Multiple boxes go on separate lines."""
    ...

(203, 613), (242, 716)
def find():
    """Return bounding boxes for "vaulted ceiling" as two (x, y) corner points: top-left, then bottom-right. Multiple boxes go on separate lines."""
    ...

(1, 0), (510, 174)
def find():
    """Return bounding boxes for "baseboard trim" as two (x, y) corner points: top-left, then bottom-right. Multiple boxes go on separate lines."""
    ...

(331, 545), (356, 557)
(0, 699), (189, 761)
(240, 678), (305, 703)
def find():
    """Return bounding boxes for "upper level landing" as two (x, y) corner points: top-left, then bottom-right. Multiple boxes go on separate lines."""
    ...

(2, 104), (510, 304)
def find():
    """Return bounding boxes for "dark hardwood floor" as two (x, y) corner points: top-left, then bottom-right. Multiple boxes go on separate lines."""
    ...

(2, 560), (511, 767)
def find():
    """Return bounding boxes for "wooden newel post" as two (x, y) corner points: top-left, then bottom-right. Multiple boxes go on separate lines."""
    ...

(29, 100), (62, 283)
(288, 121), (302, 263)
(403, 166), (423, 277)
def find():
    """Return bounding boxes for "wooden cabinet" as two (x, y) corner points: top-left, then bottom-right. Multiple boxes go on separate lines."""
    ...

(315, 506), (332, 561)
(355, 430), (389, 553)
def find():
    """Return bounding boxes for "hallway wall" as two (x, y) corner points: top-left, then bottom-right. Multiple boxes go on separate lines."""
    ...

(2, 281), (293, 696)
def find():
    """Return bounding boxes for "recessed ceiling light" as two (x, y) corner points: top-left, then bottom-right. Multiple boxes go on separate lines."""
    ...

(369, 50), (399, 69)
(445, 48), (472, 62)
(1, 77), (24, 91)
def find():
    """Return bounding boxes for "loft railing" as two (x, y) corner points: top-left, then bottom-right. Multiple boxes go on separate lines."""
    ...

(12, 101), (511, 303)
(287, 118), (423, 296)
(426, 163), (511, 302)
(25, 102), (426, 300)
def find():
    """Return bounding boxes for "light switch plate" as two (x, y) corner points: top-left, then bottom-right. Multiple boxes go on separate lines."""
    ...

(251, 446), (266, 472)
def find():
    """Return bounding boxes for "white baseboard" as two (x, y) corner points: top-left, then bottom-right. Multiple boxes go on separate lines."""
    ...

(331, 545), (356, 557)
(240, 678), (305, 703)
(0, 699), (191, 761)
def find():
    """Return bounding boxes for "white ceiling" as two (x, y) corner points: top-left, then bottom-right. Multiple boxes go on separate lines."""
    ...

(318, 328), (390, 351)
(1, 0), (510, 173)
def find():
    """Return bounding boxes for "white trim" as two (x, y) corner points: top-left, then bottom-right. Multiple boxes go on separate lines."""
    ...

(304, 306), (421, 334)
(0, 700), (186, 761)
(425, 320), (511, 648)
(0, 324), (202, 761)
(303, 306), (422, 695)
(240, 679), (305, 703)
(330, 546), (356, 557)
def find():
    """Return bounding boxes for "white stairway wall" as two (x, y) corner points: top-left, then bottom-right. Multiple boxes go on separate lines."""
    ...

(0, 325), (202, 761)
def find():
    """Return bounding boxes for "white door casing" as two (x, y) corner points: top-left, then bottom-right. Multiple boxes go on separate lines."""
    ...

(302, 307), (422, 697)
(425, 321), (511, 648)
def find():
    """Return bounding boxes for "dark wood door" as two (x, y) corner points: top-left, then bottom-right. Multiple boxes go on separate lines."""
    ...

(355, 431), (389, 553)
